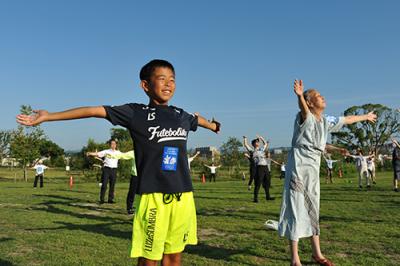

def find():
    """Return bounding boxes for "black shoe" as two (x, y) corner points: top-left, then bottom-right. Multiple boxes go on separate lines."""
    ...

(127, 208), (135, 215)
(99, 200), (105, 205)
(395, 188), (399, 192)
(266, 197), (275, 201)
(367, 185), (371, 189)
(108, 200), (116, 204)
(359, 185), (363, 190)
(253, 199), (258, 203)
(373, 181), (376, 185)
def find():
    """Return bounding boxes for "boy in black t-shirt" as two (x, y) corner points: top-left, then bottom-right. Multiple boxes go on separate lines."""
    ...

(16, 59), (220, 265)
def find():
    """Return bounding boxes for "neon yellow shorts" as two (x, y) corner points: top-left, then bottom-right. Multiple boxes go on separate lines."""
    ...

(130, 192), (198, 260)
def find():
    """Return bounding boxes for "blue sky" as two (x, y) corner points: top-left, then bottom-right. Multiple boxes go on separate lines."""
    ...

(1, 0), (399, 150)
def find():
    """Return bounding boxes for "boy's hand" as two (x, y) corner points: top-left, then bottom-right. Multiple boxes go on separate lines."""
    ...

(195, 112), (220, 133)
(16, 109), (48, 126)
(293, 79), (304, 96)
(211, 118), (221, 133)
(365, 112), (377, 123)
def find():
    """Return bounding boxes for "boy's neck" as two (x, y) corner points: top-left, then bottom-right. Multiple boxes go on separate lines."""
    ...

(149, 99), (169, 106)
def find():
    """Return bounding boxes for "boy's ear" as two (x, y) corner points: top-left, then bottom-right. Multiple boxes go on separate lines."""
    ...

(141, 80), (150, 93)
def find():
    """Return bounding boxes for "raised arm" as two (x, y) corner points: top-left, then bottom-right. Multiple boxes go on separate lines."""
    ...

(344, 112), (377, 125)
(325, 144), (349, 156)
(294, 79), (309, 122)
(270, 159), (281, 165)
(195, 113), (220, 133)
(392, 138), (400, 149)
(257, 135), (269, 150)
(243, 136), (253, 152)
(86, 151), (100, 157)
(189, 151), (200, 160)
(16, 106), (107, 126)
(108, 151), (134, 160)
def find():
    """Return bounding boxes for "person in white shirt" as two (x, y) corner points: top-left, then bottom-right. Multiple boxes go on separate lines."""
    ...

(323, 154), (339, 184)
(348, 149), (373, 189)
(204, 163), (221, 182)
(87, 139), (121, 204)
(280, 163), (286, 180)
(32, 160), (49, 188)
(367, 151), (376, 184)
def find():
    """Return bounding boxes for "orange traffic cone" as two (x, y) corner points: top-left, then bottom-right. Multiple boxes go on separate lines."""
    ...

(69, 176), (73, 189)
(202, 174), (206, 183)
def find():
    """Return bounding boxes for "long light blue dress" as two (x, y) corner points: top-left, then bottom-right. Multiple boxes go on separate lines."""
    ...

(278, 112), (344, 241)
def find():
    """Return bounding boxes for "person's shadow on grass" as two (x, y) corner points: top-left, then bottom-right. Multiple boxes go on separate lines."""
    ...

(0, 258), (15, 266)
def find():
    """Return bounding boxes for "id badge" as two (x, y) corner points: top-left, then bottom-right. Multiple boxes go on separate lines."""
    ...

(161, 146), (179, 171)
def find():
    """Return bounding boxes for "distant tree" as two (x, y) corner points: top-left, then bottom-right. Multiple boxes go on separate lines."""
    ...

(220, 137), (242, 177)
(10, 105), (45, 181)
(331, 104), (400, 154)
(110, 128), (131, 142)
(80, 138), (108, 170)
(0, 130), (12, 162)
(38, 139), (65, 167)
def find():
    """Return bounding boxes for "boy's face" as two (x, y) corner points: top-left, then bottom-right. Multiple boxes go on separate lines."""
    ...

(141, 67), (176, 105)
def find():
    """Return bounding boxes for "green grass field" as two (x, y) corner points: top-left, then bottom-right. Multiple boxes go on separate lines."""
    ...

(0, 169), (399, 265)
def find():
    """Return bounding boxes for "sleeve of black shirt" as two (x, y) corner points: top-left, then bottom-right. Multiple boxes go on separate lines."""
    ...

(183, 111), (198, 132)
(103, 104), (135, 128)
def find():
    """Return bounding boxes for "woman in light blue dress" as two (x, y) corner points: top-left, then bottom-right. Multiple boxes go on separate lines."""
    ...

(278, 80), (377, 266)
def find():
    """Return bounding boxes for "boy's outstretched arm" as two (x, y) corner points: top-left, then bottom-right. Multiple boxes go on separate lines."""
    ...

(293, 79), (309, 121)
(344, 112), (376, 125)
(195, 113), (220, 133)
(16, 106), (107, 126)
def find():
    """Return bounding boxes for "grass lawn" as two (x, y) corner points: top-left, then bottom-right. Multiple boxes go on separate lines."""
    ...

(0, 170), (399, 265)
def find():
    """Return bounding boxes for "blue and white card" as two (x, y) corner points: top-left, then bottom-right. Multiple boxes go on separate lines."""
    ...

(161, 146), (179, 171)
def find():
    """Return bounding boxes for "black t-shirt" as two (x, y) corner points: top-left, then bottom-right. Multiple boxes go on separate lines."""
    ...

(104, 103), (198, 194)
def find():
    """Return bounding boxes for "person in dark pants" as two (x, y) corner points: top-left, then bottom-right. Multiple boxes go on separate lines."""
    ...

(204, 163), (221, 182)
(243, 137), (259, 191)
(110, 150), (138, 214)
(87, 139), (121, 204)
(244, 152), (256, 190)
(32, 160), (48, 188)
(244, 135), (274, 202)
(392, 138), (400, 192)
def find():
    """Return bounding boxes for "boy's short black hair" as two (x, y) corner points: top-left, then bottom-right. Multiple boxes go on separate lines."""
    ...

(139, 59), (175, 82)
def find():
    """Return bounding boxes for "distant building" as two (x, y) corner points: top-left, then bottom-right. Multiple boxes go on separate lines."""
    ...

(272, 149), (283, 155)
(1, 157), (19, 167)
(195, 146), (220, 159)
(271, 147), (290, 155)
